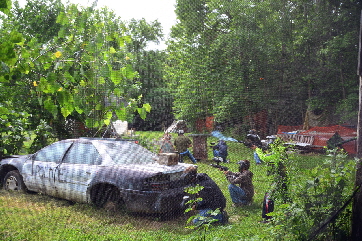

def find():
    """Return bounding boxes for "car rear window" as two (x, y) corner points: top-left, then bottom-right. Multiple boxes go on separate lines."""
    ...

(103, 142), (157, 165)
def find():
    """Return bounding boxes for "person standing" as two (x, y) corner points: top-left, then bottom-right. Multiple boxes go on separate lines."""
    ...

(224, 160), (254, 206)
(212, 140), (228, 163)
(250, 144), (263, 165)
(174, 130), (197, 164)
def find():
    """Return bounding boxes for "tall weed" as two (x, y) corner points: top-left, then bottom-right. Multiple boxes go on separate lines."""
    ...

(268, 148), (356, 240)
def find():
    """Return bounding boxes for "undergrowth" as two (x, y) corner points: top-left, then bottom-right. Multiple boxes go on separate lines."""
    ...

(0, 131), (357, 240)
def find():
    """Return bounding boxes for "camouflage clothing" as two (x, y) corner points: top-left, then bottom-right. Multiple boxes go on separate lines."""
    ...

(226, 170), (254, 202)
(174, 135), (192, 153)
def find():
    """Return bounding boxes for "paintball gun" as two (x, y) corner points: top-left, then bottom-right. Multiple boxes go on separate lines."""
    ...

(209, 163), (229, 171)
(238, 140), (253, 148)
(209, 157), (229, 171)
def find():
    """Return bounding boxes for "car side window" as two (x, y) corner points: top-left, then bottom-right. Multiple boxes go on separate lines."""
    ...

(33, 141), (72, 163)
(62, 143), (102, 165)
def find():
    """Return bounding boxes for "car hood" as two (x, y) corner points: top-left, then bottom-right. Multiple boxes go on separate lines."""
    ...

(105, 162), (194, 175)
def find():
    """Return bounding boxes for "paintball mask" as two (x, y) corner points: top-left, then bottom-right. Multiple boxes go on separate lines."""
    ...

(237, 160), (250, 171)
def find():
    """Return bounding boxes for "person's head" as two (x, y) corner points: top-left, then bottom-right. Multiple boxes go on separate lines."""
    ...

(249, 129), (257, 135)
(237, 160), (250, 172)
(218, 139), (225, 145)
(178, 129), (184, 135)
(182, 166), (198, 184)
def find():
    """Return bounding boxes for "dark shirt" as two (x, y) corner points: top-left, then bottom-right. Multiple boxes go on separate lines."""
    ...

(213, 140), (228, 157)
(246, 134), (262, 147)
(194, 173), (226, 211)
(174, 135), (192, 153)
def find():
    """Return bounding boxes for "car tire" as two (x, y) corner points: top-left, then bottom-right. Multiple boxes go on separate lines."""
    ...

(92, 185), (123, 211)
(103, 187), (123, 212)
(3, 170), (26, 192)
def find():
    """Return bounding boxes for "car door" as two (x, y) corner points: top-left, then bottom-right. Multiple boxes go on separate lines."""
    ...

(54, 142), (101, 203)
(22, 141), (73, 195)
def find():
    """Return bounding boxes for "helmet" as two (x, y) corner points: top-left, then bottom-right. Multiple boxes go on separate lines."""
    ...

(237, 160), (250, 171)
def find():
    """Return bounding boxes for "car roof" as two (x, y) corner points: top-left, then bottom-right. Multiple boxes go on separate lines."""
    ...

(78, 137), (137, 142)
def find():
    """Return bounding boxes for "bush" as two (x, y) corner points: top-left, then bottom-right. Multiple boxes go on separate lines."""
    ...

(268, 148), (356, 240)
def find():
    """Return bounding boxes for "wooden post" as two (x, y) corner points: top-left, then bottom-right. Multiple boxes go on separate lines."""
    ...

(189, 134), (210, 160)
(351, 10), (362, 240)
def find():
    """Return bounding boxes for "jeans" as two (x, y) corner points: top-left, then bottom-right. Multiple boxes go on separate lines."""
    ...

(228, 184), (249, 205)
(254, 152), (262, 164)
(213, 150), (227, 163)
(193, 208), (225, 225)
(179, 149), (197, 164)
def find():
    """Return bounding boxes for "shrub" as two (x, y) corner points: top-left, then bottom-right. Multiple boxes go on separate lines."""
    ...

(268, 148), (356, 240)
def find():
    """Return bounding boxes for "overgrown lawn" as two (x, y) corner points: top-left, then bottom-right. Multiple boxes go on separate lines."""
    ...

(0, 131), (354, 240)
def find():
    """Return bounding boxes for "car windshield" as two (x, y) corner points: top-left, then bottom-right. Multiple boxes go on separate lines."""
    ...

(102, 141), (157, 165)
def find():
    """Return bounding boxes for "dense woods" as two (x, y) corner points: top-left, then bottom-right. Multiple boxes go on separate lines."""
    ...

(167, 0), (361, 136)
(1, 0), (362, 152)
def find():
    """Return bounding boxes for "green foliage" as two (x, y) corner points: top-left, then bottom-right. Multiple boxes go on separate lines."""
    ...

(183, 184), (221, 241)
(0, 104), (29, 158)
(267, 149), (356, 240)
(167, 0), (360, 127)
(130, 50), (174, 131)
(11, 0), (64, 43)
(1, 0), (154, 144)
(258, 139), (290, 203)
(29, 120), (57, 153)
(0, 0), (11, 14)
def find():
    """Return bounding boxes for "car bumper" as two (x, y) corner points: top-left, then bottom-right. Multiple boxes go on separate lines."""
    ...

(121, 187), (185, 214)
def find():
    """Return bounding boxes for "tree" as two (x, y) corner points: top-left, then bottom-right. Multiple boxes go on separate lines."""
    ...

(131, 50), (174, 131)
(124, 19), (173, 131)
(0, 0), (150, 153)
(167, 0), (361, 135)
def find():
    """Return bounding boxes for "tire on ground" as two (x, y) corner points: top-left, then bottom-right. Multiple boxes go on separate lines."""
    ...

(91, 184), (124, 212)
(3, 170), (26, 192)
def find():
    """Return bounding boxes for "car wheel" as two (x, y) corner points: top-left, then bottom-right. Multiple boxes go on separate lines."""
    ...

(103, 187), (123, 212)
(92, 185), (123, 211)
(3, 170), (26, 192)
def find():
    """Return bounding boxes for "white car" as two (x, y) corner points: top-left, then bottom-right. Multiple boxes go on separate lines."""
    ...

(0, 138), (195, 214)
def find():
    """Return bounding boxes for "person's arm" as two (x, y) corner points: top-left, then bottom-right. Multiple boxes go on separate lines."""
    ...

(224, 171), (240, 184)
(187, 138), (192, 148)
(226, 171), (249, 185)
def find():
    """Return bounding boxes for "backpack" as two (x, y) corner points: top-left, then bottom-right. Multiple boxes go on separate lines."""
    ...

(262, 192), (274, 220)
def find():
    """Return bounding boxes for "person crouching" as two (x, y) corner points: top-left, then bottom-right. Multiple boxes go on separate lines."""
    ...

(224, 160), (254, 207)
(182, 166), (228, 225)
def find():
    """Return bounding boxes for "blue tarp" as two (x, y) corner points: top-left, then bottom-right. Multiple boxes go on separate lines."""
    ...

(211, 131), (239, 142)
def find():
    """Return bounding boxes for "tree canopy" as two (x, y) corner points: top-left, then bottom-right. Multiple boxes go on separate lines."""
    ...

(166, 0), (361, 135)
(1, 0), (361, 156)
(0, 0), (156, 156)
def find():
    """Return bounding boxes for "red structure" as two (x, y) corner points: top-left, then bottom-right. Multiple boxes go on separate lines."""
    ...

(298, 125), (357, 154)
(196, 116), (214, 133)
(277, 125), (357, 155)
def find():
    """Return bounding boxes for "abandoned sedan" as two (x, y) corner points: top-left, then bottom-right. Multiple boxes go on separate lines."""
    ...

(0, 138), (195, 214)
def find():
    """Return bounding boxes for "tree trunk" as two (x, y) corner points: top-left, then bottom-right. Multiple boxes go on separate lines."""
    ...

(351, 76), (362, 240)
(351, 11), (362, 240)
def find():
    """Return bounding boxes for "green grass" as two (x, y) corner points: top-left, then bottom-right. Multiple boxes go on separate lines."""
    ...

(0, 131), (353, 240)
